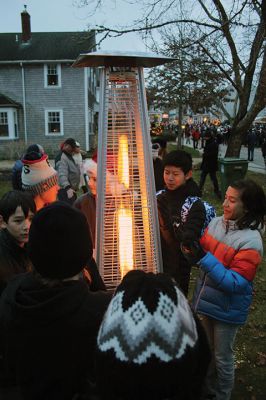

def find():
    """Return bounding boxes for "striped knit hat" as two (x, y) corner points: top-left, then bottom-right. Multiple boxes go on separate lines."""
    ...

(95, 270), (209, 400)
(22, 152), (58, 196)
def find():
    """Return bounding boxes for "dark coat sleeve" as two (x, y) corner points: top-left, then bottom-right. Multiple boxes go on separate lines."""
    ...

(174, 200), (206, 243)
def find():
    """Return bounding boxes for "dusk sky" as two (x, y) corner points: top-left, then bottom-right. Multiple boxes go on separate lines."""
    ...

(1, 0), (147, 51)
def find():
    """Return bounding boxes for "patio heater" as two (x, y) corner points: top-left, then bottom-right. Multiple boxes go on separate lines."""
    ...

(73, 51), (175, 290)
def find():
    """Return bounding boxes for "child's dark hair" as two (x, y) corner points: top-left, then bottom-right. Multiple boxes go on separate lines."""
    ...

(163, 150), (192, 174)
(0, 190), (36, 223)
(230, 179), (266, 230)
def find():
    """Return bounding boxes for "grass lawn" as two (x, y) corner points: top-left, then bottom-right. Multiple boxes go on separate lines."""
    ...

(0, 152), (265, 399)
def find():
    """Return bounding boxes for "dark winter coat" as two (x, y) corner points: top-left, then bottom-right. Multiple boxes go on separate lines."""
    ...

(200, 137), (219, 171)
(0, 273), (111, 400)
(0, 230), (31, 295)
(157, 179), (206, 296)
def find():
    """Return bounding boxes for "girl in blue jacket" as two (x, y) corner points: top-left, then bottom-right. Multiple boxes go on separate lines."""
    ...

(181, 179), (266, 400)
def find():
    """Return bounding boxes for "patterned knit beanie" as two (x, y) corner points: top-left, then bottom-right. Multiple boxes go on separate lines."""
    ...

(22, 152), (58, 196)
(96, 270), (209, 400)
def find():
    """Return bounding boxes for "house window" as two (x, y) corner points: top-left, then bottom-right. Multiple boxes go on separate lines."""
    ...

(0, 109), (19, 139)
(44, 64), (61, 88)
(45, 110), (63, 136)
(0, 112), (8, 137)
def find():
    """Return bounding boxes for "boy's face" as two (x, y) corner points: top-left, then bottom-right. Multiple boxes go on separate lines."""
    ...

(1, 206), (34, 246)
(87, 171), (97, 196)
(223, 186), (245, 221)
(163, 166), (192, 191)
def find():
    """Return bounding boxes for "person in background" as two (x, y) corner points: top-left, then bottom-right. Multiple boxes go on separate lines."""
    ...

(181, 179), (266, 400)
(95, 269), (211, 400)
(0, 191), (36, 296)
(157, 150), (206, 296)
(192, 126), (200, 149)
(74, 159), (97, 253)
(152, 137), (167, 159)
(22, 151), (58, 211)
(151, 142), (164, 192)
(0, 202), (111, 400)
(12, 144), (44, 191)
(198, 129), (221, 199)
(259, 128), (266, 167)
(246, 129), (257, 162)
(72, 141), (88, 194)
(55, 138), (80, 205)
(74, 158), (126, 254)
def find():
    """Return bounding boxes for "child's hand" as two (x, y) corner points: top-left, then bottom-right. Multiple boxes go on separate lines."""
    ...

(180, 240), (206, 265)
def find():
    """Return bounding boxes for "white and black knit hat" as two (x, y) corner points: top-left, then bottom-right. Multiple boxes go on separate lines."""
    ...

(22, 152), (58, 196)
(95, 270), (210, 400)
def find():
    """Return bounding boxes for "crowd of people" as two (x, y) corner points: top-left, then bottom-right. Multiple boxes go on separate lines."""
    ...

(0, 136), (265, 400)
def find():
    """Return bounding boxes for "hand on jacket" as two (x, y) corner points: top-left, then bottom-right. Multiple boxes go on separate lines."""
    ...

(66, 188), (75, 199)
(180, 240), (206, 265)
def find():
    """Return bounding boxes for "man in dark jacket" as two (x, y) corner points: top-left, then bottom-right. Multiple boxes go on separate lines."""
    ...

(157, 150), (206, 296)
(0, 202), (111, 400)
(199, 129), (221, 199)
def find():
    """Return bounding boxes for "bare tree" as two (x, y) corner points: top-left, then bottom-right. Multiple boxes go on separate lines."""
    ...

(76, 0), (266, 157)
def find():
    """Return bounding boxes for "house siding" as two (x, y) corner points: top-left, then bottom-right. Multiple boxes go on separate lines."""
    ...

(0, 62), (92, 155)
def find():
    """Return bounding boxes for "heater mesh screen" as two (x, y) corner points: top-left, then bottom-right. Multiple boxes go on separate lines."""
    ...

(98, 69), (160, 290)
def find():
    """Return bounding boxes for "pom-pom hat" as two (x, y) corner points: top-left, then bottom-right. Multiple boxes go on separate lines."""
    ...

(22, 153), (58, 196)
(95, 270), (208, 400)
(28, 202), (93, 279)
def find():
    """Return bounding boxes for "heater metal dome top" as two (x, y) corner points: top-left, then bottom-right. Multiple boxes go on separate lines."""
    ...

(72, 50), (176, 68)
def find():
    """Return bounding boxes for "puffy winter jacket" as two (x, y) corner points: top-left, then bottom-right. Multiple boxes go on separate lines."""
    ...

(192, 217), (263, 324)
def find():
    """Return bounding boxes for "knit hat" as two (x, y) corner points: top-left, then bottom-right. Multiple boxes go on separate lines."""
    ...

(22, 153), (58, 196)
(28, 202), (93, 279)
(64, 138), (79, 148)
(96, 270), (207, 400)
(26, 143), (44, 154)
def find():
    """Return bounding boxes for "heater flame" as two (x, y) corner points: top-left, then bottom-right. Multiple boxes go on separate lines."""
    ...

(118, 207), (134, 278)
(118, 134), (130, 189)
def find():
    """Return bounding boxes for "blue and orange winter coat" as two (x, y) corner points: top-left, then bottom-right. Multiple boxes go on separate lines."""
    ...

(192, 216), (263, 325)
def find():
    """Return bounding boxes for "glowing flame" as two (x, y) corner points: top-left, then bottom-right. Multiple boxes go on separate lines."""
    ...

(118, 207), (134, 277)
(118, 134), (129, 189)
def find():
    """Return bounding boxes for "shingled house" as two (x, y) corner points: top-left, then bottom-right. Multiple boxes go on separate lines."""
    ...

(0, 6), (98, 156)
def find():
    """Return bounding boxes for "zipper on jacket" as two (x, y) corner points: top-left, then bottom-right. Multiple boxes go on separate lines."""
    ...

(194, 272), (207, 312)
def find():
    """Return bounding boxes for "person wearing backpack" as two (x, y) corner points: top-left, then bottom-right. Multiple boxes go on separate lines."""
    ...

(156, 150), (215, 297)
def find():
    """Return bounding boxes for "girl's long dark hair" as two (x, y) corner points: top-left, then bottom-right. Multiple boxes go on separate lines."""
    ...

(230, 179), (266, 230)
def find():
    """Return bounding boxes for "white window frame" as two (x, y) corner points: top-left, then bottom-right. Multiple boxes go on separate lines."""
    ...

(44, 63), (61, 88)
(45, 109), (64, 136)
(0, 108), (19, 140)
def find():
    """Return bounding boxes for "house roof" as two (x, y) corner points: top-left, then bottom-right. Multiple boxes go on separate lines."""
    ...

(0, 93), (21, 108)
(0, 31), (96, 63)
